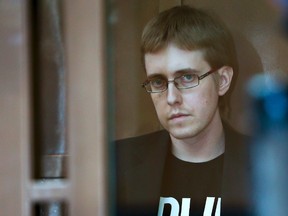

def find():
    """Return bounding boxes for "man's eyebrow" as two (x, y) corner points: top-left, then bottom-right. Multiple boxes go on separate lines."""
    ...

(146, 68), (200, 80)
(174, 68), (200, 76)
(146, 73), (166, 80)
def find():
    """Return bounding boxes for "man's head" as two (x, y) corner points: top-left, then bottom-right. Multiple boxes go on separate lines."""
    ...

(141, 5), (237, 72)
(141, 6), (236, 140)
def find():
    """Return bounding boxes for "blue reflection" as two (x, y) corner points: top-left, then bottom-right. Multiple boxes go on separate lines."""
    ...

(264, 91), (288, 121)
(247, 73), (288, 216)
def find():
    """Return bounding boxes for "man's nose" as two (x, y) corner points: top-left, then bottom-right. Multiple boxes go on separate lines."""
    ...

(167, 82), (182, 105)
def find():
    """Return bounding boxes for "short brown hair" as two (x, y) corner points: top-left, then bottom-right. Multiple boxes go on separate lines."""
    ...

(141, 5), (237, 71)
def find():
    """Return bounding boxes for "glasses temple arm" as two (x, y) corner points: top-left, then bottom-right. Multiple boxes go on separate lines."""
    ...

(198, 69), (218, 80)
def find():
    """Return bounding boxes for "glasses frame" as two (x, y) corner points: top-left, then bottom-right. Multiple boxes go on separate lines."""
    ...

(142, 68), (219, 93)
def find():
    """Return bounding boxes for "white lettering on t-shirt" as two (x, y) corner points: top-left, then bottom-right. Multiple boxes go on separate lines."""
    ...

(215, 198), (221, 216)
(203, 197), (221, 216)
(157, 197), (221, 216)
(158, 197), (180, 216)
(181, 198), (191, 216)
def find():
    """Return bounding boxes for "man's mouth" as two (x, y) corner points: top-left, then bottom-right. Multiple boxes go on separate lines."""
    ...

(168, 113), (190, 121)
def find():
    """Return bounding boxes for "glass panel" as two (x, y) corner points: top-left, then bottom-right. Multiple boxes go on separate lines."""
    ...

(110, 1), (159, 215)
(113, 0), (159, 140)
(112, 1), (288, 215)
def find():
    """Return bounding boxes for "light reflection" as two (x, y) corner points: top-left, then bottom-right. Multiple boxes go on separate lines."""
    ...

(248, 73), (288, 216)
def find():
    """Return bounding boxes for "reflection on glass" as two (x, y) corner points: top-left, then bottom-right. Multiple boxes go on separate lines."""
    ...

(248, 73), (288, 216)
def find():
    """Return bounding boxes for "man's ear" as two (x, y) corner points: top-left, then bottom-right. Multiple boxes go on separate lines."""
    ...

(217, 66), (233, 96)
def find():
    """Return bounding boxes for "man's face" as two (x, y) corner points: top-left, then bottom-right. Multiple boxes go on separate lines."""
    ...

(144, 44), (222, 140)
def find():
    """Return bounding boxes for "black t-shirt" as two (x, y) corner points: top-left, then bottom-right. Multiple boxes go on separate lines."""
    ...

(159, 152), (224, 216)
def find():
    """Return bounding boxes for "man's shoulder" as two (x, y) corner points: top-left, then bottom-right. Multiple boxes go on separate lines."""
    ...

(223, 122), (251, 144)
(223, 121), (251, 169)
(115, 130), (170, 174)
(115, 130), (170, 159)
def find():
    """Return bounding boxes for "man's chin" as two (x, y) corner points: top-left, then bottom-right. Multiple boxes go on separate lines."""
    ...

(167, 128), (199, 140)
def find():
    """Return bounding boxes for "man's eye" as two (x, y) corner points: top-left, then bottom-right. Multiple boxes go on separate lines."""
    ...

(151, 78), (165, 87)
(181, 74), (195, 82)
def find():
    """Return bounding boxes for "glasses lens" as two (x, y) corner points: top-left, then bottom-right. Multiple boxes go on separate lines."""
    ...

(175, 73), (198, 88)
(148, 77), (167, 92)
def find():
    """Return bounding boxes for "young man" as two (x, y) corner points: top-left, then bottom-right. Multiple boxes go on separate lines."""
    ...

(116, 6), (252, 216)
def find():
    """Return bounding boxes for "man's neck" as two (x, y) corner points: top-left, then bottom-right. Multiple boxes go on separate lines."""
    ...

(170, 113), (225, 163)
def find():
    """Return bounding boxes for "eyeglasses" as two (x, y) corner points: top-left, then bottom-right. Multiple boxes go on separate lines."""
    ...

(142, 68), (219, 93)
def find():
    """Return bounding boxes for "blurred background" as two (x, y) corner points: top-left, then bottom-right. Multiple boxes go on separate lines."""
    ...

(0, 0), (287, 215)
